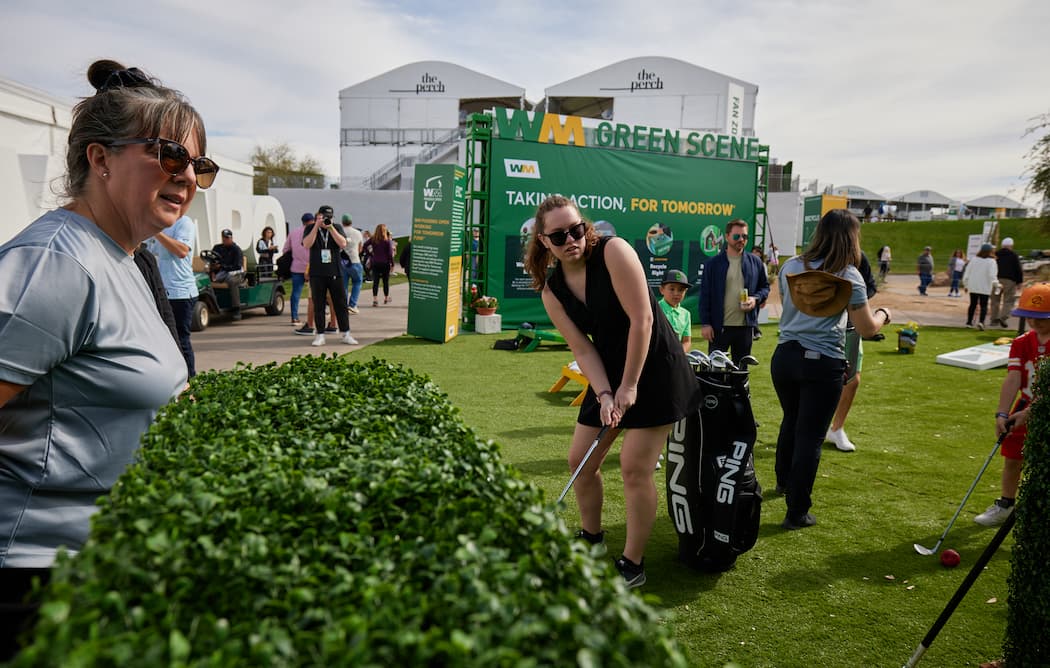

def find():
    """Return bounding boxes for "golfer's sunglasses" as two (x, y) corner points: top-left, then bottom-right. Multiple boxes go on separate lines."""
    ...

(731, 233), (749, 241)
(107, 138), (220, 189)
(543, 222), (586, 246)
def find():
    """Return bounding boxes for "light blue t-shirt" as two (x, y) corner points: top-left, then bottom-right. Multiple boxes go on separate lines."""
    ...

(146, 215), (197, 300)
(0, 208), (187, 567)
(777, 255), (867, 359)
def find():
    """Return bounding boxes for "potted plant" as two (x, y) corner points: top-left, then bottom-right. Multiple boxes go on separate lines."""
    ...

(472, 295), (499, 316)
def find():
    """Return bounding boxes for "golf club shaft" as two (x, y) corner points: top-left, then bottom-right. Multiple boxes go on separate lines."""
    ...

(557, 424), (612, 504)
(904, 510), (1016, 667)
(921, 430), (1009, 553)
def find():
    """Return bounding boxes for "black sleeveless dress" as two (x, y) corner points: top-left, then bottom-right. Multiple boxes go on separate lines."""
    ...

(547, 237), (698, 428)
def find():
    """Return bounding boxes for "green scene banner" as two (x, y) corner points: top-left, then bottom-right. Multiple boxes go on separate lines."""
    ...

(487, 138), (758, 326)
(407, 164), (466, 342)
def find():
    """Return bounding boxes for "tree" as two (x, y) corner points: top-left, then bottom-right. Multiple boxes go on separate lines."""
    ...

(251, 142), (324, 194)
(1022, 112), (1050, 215)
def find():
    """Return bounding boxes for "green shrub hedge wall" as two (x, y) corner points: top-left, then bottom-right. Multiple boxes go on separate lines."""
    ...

(14, 356), (686, 667)
(1005, 357), (1050, 664)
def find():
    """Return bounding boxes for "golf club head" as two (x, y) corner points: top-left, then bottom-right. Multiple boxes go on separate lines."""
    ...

(739, 355), (760, 368)
(687, 350), (711, 372)
(710, 350), (737, 371)
(913, 543), (937, 556)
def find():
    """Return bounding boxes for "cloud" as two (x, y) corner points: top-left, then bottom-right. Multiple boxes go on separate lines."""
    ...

(1, 0), (1047, 206)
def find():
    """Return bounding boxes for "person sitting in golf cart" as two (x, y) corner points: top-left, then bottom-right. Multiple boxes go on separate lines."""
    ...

(209, 228), (244, 320)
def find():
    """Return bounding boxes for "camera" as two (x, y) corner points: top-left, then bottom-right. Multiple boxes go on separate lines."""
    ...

(321, 213), (333, 227)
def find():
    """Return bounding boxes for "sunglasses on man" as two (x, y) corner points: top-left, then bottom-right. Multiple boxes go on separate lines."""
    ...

(542, 221), (586, 247)
(107, 137), (220, 189)
(731, 233), (749, 241)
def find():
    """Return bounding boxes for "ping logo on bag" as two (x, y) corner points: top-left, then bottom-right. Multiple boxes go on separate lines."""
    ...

(715, 441), (749, 503)
(667, 417), (694, 534)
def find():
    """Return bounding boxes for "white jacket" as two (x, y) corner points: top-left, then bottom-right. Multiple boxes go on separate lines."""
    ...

(962, 256), (998, 295)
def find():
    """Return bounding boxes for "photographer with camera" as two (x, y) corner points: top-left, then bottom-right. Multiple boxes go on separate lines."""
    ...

(210, 229), (245, 320)
(302, 205), (357, 347)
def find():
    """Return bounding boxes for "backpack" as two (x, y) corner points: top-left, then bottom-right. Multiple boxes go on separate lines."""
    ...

(665, 367), (762, 572)
(275, 252), (293, 280)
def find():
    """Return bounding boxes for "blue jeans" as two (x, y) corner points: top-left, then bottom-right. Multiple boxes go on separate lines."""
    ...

(290, 272), (306, 321)
(342, 262), (363, 307)
(918, 272), (933, 295)
(950, 270), (962, 294)
(168, 297), (196, 377)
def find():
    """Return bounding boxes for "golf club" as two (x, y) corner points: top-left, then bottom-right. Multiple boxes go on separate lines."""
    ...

(557, 424), (613, 504)
(739, 354), (760, 369)
(913, 427), (1011, 556)
(903, 510), (1016, 667)
(710, 350), (739, 371)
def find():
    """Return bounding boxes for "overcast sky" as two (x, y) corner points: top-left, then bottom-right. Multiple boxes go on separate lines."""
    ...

(3, 0), (1047, 206)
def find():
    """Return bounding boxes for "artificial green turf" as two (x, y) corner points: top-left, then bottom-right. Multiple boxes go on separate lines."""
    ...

(348, 325), (1016, 667)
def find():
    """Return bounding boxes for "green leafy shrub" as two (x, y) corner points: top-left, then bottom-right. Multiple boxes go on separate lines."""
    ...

(1005, 357), (1050, 663)
(13, 356), (686, 667)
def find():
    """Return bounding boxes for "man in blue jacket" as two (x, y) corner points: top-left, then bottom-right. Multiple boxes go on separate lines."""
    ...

(698, 219), (770, 363)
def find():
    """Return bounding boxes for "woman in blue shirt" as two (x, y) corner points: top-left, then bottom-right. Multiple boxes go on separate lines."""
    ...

(772, 210), (890, 530)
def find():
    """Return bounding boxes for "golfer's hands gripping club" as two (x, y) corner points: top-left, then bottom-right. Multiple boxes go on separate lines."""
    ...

(603, 384), (637, 428)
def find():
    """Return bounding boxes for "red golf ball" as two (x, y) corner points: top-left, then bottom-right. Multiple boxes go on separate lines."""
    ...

(940, 549), (961, 568)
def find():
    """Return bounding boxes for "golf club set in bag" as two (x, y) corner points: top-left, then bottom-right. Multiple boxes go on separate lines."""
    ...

(665, 350), (763, 572)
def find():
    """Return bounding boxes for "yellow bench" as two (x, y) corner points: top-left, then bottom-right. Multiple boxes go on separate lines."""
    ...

(548, 361), (589, 406)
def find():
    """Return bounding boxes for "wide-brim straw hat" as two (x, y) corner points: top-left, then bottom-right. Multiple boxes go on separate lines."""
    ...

(786, 270), (853, 317)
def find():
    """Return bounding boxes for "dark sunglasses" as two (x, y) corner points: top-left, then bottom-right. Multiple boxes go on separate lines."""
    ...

(543, 221), (587, 247)
(107, 138), (220, 189)
(731, 233), (749, 241)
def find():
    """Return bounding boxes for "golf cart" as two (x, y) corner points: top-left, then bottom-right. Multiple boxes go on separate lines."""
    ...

(191, 249), (285, 331)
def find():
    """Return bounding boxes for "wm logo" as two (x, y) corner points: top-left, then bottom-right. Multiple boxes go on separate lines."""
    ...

(504, 159), (541, 179)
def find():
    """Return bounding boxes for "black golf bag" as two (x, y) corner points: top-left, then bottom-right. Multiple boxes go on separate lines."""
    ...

(665, 365), (762, 572)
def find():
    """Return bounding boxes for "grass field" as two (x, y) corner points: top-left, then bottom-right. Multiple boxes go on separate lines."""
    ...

(347, 324), (1018, 667)
(821, 216), (1047, 272)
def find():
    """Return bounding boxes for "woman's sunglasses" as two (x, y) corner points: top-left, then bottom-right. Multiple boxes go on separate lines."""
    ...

(542, 221), (587, 247)
(107, 137), (220, 189)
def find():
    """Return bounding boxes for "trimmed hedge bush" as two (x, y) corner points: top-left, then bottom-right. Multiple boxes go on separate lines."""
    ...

(1005, 357), (1050, 663)
(13, 356), (686, 667)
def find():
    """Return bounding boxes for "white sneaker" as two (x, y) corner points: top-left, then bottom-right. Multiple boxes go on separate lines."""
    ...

(311, 334), (326, 347)
(826, 428), (856, 452)
(342, 332), (359, 345)
(347, 305), (359, 314)
(974, 500), (1014, 526)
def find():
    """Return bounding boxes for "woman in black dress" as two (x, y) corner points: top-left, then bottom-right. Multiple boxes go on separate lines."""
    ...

(524, 195), (696, 588)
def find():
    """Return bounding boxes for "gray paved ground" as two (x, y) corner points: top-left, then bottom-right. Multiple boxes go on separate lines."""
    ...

(192, 271), (1015, 374)
(193, 281), (411, 373)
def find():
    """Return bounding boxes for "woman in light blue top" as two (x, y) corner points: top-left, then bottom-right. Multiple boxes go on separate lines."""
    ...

(772, 209), (890, 531)
(0, 59), (218, 656)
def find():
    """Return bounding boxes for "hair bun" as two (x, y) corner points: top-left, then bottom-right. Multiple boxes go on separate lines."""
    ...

(87, 59), (128, 92)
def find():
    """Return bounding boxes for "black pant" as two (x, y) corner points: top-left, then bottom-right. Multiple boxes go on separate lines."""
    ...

(967, 293), (989, 325)
(710, 325), (754, 363)
(771, 341), (846, 518)
(371, 262), (391, 298)
(0, 568), (50, 661)
(169, 297), (196, 377)
(310, 274), (350, 333)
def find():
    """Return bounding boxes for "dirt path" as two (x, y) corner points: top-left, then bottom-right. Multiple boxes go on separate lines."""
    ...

(764, 271), (1023, 331)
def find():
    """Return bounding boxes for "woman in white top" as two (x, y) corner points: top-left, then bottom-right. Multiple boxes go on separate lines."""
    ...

(962, 243), (999, 329)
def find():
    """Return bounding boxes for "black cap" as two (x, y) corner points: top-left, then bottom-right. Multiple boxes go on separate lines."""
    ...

(221, 229), (233, 238)
(318, 205), (334, 217)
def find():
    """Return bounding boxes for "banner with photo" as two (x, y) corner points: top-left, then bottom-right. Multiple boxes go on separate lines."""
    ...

(488, 137), (758, 326)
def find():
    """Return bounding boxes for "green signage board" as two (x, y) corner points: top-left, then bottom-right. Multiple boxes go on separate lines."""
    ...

(487, 138), (758, 326)
(407, 164), (466, 342)
(802, 196), (823, 248)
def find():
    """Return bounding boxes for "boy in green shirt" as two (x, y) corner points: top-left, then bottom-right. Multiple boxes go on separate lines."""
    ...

(659, 269), (692, 352)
